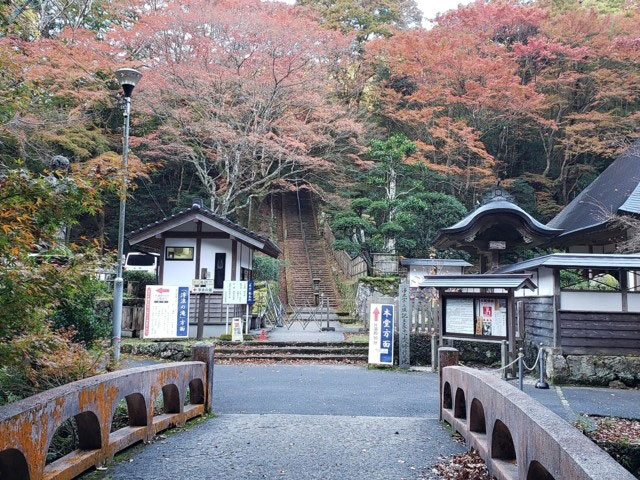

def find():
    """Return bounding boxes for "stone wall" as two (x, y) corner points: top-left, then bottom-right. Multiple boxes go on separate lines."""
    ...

(393, 334), (502, 367)
(121, 342), (194, 361)
(544, 349), (640, 387)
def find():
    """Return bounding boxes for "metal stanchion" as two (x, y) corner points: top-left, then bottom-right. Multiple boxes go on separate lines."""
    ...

(518, 348), (524, 391)
(535, 343), (550, 389)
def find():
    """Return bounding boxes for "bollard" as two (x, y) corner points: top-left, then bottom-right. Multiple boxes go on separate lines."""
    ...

(500, 340), (508, 380)
(431, 334), (438, 371)
(192, 344), (215, 412)
(535, 343), (550, 389)
(518, 348), (524, 391)
(438, 347), (459, 421)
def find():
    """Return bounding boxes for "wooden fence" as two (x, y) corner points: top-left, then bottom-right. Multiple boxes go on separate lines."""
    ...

(410, 297), (440, 334)
(323, 222), (368, 280)
(122, 306), (145, 337)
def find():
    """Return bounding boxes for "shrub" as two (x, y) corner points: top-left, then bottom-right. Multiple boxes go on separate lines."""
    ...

(252, 255), (284, 282)
(0, 329), (105, 405)
(50, 274), (111, 347)
(123, 270), (157, 297)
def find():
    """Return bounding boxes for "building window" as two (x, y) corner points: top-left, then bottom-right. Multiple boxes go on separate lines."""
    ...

(166, 246), (194, 261)
(241, 267), (252, 281)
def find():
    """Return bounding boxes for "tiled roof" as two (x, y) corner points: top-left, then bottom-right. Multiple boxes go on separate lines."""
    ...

(548, 138), (640, 236)
(127, 204), (280, 258)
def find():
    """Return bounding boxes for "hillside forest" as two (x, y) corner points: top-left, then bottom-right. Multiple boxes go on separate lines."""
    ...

(0, 0), (639, 400)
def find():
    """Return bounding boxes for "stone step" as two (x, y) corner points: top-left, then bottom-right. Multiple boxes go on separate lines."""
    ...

(216, 353), (367, 362)
(215, 346), (368, 354)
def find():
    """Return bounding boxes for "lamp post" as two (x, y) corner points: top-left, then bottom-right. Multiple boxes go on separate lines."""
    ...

(111, 67), (142, 363)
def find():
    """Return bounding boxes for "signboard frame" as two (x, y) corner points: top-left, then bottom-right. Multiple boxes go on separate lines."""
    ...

(143, 285), (190, 339)
(442, 292), (510, 342)
(368, 303), (395, 366)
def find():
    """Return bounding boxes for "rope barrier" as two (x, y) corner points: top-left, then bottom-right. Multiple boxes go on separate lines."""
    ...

(522, 351), (541, 372)
(489, 355), (520, 372)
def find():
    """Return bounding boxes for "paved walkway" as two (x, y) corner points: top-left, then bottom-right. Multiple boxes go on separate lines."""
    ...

(267, 321), (346, 343)
(104, 365), (464, 479)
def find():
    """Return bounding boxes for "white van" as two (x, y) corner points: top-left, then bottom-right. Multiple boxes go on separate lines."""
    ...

(124, 252), (159, 276)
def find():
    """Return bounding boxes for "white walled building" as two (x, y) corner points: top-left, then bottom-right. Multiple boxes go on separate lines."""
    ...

(127, 201), (280, 337)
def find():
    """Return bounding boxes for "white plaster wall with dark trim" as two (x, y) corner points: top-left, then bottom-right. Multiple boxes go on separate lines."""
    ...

(162, 238), (196, 286)
(200, 238), (233, 282)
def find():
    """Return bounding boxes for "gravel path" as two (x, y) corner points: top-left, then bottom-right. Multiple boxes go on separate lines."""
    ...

(104, 365), (463, 479)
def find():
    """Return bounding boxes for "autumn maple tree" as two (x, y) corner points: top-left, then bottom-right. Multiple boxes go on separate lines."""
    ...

(109, 0), (363, 220)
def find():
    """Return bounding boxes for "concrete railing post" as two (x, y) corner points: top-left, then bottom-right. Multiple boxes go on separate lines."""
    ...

(192, 344), (215, 412)
(438, 347), (459, 421)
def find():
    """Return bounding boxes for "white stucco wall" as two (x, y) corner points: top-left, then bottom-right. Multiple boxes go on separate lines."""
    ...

(200, 238), (233, 283)
(560, 291), (622, 311)
(627, 293), (640, 312)
(163, 238), (196, 286)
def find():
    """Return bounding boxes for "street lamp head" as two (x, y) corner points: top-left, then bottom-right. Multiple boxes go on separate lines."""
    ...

(115, 68), (142, 98)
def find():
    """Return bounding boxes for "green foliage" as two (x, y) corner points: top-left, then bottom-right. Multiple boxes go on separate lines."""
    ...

(560, 270), (619, 291)
(368, 134), (417, 167)
(252, 255), (284, 282)
(123, 270), (157, 297)
(50, 275), (111, 347)
(358, 276), (400, 296)
(296, 0), (422, 41)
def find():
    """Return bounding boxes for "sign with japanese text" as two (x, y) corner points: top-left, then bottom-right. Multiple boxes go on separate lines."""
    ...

(223, 280), (253, 305)
(247, 280), (255, 305)
(398, 284), (411, 369)
(223, 281), (247, 304)
(231, 317), (243, 342)
(368, 303), (394, 365)
(191, 279), (215, 294)
(444, 298), (474, 335)
(143, 285), (190, 339)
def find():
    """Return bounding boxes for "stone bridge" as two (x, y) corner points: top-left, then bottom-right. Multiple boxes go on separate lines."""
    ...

(0, 345), (214, 480)
(438, 347), (635, 480)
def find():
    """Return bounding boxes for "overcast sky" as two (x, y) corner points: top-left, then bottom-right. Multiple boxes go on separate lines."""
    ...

(417, 0), (474, 22)
(275, 0), (475, 26)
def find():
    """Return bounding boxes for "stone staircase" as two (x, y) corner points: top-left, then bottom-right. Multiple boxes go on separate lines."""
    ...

(282, 191), (339, 308)
(215, 341), (367, 363)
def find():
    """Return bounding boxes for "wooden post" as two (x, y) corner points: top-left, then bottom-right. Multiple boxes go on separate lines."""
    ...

(620, 269), (628, 313)
(508, 290), (516, 376)
(438, 289), (444, 347)
(196, 294), (205, 340)
(552, 268), (561, 348)
(191, 344), (215, 413)
(438, 347), (459, 421)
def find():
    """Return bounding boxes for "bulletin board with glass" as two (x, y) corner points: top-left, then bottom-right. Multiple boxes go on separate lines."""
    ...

(443, 296), (508, 340)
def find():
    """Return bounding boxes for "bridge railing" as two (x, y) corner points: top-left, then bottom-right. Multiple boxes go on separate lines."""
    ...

(438, 347), (634, 480)
(0, 344), (214, 480)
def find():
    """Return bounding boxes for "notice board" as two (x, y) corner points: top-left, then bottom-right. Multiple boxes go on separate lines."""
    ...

(443, 296), (508, 340)
(143, 285), (190, 339)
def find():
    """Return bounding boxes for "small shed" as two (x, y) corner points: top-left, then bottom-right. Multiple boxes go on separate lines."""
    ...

(496, 253), (640, 355)
(400, 258), (472, 287)
(127, 201), (280, 337)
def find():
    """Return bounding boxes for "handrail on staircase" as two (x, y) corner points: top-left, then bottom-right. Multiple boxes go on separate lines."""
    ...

(295, 182), (315, 303)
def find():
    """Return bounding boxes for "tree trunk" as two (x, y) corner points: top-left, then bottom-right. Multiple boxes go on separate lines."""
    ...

(385, 165), (396, 253)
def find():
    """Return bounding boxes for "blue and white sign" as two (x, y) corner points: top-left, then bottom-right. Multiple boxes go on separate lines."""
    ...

(143, 285), (190, 339)
(177, 286), (189, 337)
(247, 280), (255, 305)
(368, 303), (394, 365)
